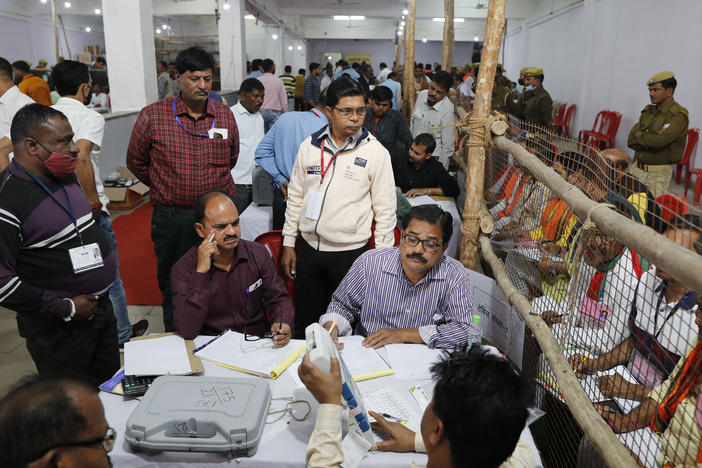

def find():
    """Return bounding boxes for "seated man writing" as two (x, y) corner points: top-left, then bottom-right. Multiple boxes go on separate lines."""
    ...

(569, 214), (699, 401)
(319, 205), (473, 349)
(172, 190), (293, 345)
(392, 133), (459, 198)
(299, 344), (537, 468)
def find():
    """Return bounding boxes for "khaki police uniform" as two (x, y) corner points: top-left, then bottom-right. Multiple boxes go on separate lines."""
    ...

(627, 71), (689, 197)
(520, 68), (553, 129)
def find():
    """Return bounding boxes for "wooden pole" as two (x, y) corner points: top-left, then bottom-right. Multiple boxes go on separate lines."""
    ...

(459, 0), (506, 269)
(401, 0), (416, 119)
(394, 38), (402, 73)
(51, 0), (59, 62)
(58, 15), (72, 60)
(441, 0), (455, 71)
(479, 235), (639, 468)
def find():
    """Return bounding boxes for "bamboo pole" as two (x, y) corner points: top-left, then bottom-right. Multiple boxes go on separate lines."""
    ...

(58, 15), (72, 60)
(441, 0), (455, 71)
(479, 235), (639, 468)
(51, 0), (59, 62)
(459, 0), (505, 269)
(401, 0), (416, 119)
(394, 37), (402, 73)
(491, 128), (702, 295)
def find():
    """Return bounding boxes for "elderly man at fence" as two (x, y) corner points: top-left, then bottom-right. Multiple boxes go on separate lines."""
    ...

(568, 214), (699, 409)
(410, 70), (456, 170)
(604, 147), (664, 233)
(0, 375), (115, 468)
(300, 344), (537, 468)
(363, 86), (413, 156)
(171, 191), (293, 345)
(317, 205), (473, 350)
(627, 71), (689, 198)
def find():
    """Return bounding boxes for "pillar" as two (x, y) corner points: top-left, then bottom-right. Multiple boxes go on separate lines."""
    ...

(264, 25), (284, 72)
(218, 0), (246, 92)
(101, 0), (158, 112)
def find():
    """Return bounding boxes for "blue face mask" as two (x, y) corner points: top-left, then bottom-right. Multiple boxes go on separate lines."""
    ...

(525, 85), (535, 92)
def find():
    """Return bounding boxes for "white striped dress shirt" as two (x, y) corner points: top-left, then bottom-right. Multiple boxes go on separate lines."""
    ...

(320, 247), (473, 348)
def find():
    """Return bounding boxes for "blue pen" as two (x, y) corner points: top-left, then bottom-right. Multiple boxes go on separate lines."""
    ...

(191, 328), (230, 354)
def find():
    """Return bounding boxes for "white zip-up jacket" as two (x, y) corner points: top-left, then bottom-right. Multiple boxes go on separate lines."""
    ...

(282, 126), (397, 251)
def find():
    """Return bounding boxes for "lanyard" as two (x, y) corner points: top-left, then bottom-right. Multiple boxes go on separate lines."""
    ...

(173, 97), (216, 137)
(309, 109), (322, 119)
(653, 285), (698, 338)
(373, 117), (381, 134)
(13, 160), (82, 243)
(319, 139), (341, 185)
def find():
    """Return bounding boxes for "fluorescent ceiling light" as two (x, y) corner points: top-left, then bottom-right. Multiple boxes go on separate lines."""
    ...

(156, 28), (161, 34)
(333, 15), (365, 20)
(223, 2), (231, 10)
(297, 45), (302, 50)
(94, 8), (101, 14)
(402, 9), (408, 15)
(397, 30), (402, 36)
(85, 26), (91, 32)
(64, 1), (71, 7)
(474, 35), (479, 41)
(245, 14), (255, 19)
(432, 17), (465, 22)
(271, 34), (278, 39)
(400, 20), (405, 26)
(288, 45), (293, 50)
(422, 37), (427, 42)
(40, 0), (47, 3)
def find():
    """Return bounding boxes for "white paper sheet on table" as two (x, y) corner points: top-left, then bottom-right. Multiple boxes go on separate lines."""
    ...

(361, 384), (421, 438)
(339, 336), (393, 380)
(124, 335), (192, 376)
(514, 247), (562, 263)
(578, 365), (640, 413)
(407, 195), (437, 206)
(385, 344), (443, 380)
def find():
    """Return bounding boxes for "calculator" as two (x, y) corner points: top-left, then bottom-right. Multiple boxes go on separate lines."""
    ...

(121, 375), (157, 397)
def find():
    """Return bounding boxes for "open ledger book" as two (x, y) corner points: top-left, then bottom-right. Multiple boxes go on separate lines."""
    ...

(193, 330), (306, 379)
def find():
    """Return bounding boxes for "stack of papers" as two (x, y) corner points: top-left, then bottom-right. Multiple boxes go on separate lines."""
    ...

(124, 334), (193, 376)
(193, 330), (306, 379)
(339, 336), (394, 381)
(385, 344), (444, 380)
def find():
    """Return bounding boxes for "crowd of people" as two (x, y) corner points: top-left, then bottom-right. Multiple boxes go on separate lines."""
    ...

(0, 40), (696, 467)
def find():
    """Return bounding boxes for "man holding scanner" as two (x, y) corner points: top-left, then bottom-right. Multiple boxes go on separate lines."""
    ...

(172, 191), (294, 346)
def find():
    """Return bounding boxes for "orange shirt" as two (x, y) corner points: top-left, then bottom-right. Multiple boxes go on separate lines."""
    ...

(18, 75), (51, 105)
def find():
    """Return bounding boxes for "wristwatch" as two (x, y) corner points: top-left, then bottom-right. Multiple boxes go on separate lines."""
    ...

(62, 298), (77, 322)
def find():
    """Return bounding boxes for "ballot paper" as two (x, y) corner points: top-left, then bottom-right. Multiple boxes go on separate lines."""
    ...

(124, 334), (192, 376)
(193, 330), (306, 379)
(579, 365), (640, 413)
(407, 195), (436, 206)
(385, 343), (444, 380)
(339, 336), (394, 381)
(359, 384), (422, 443)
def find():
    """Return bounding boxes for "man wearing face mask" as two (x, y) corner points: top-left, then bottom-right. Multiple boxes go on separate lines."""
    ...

(519, 67), (553, 130)
(0, 104), (120, 386)
(171, 191), (294, 345)
(52, 60), (148, 347)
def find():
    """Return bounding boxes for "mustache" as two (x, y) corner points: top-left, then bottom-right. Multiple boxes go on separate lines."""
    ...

(406, 253), (427, 263)
(223, 234), (238, 241)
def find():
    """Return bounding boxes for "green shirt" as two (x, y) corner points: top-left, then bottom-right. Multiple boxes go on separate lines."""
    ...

(492, 85), (520, 115)
(521, 86), (553, 129)
(627, 99), (689, 165)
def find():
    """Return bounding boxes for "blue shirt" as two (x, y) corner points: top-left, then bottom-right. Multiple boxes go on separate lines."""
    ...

(333, 68), (360, 81)
(254, 109), (328, 188)
(379, 80), (401, 110)
(246, 70), (263, 80)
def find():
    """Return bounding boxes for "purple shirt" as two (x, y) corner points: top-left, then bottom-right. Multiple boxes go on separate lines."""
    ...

(257, 73), (289, 112)
(171, 240), (294, 339)
(320, 247), (474, 348)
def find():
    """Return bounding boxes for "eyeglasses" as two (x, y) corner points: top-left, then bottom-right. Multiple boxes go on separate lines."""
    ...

(402, 233), (443, 253)
(42, 427), (116, 454)
(266, 397), (311, 424)
(241, 292), (290, 342)
(334, 106), (367, 118)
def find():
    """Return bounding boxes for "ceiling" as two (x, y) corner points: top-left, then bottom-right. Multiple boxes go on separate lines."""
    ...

(0, 0), (580, 40)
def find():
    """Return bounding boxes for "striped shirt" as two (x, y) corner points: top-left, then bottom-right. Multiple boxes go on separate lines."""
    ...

(320, 247), (473, 348)
(0, 162), (116, 332)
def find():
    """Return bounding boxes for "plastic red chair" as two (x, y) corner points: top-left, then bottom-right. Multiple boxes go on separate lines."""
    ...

(368, 221), (402, 249)
(677, 128), (700, 192)
(578, 109), (609, 147)
(688, 168), (702, 205)
(553, 104), (576, 138)
(589, 111), (622, 149)
(555, 103), (567, 124)
(656, 194), (689, 222)
(255, 230), (296, 303)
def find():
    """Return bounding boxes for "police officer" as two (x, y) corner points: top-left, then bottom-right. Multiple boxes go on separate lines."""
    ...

(492, 74), (520, 115)
(627, 71), (689, 197)
(520, 67), (553, 130)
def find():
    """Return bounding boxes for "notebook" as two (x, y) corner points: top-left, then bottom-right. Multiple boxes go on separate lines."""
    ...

(123, 333), (203, 377)
(193, 330), (306, 379)
(338, 336), (394, 381)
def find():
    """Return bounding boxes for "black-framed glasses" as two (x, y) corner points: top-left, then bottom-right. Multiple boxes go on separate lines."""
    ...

(334, 106), (367, 118)
(242, 291), (290, 342)
(43, 427), (116, 454)
(402, 233), (443, 253)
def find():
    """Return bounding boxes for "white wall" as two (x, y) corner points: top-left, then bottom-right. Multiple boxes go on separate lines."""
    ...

(0, 13), (105, 67)
(503, 0), (702, 167)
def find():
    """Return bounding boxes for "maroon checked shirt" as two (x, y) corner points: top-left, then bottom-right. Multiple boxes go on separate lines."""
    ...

(127, 96), (239, 208)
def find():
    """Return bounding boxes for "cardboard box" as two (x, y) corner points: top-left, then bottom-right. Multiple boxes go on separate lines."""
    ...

(105, 167), (149, 211)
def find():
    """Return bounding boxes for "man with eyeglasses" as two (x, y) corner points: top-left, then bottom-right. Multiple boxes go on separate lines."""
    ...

(281, 77), (396, 338)
(172, 190), (293, 346)
(319, 204), (473, 349)
(410, 70), (456, 170)
(0, 374), (115, 467)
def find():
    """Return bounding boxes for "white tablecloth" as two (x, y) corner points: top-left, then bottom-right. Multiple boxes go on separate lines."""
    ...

(239, 198), (463, 259)
(101, 339), (540, 467)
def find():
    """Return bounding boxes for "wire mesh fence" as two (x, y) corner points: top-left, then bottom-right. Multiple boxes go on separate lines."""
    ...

(479, 114), (702, 467)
